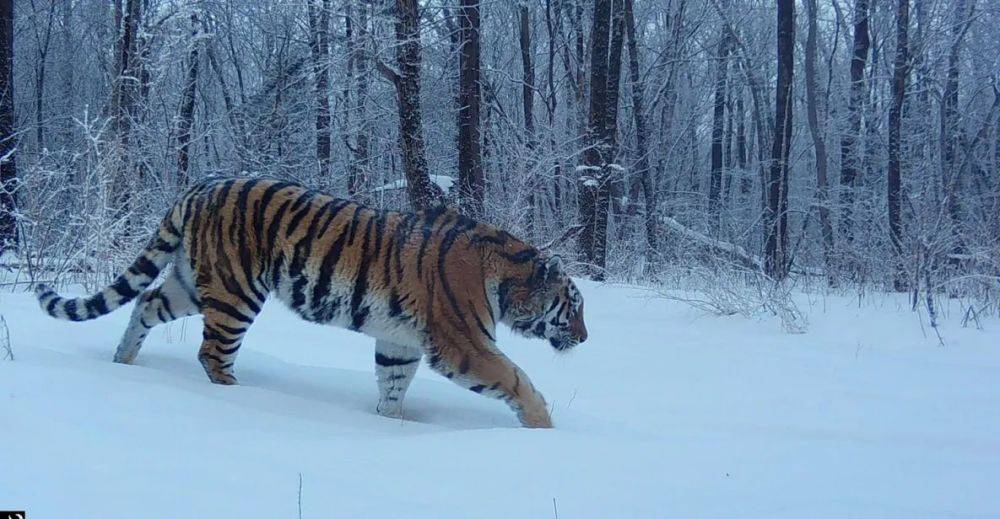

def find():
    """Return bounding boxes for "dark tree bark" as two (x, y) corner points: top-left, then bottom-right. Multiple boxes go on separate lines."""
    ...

(519, 3), (537, 236)
(624, 0), (658, 270)
(568, 0), (587, 144)
(804, 0), (836, 283)
(888, 0), (910, 291)
(457, 0), (484, 216)
(387, 0), (440, 210)
(578, 0), (624, 280)
(110, 0), (142, 232)
(308, 0), (331, 179)
(544, 0), (562, 223)
(345, 0), (370, 197)
(175, 13), (201, 187)
(839, 0), (870, 251)
(736, 89), (753, 198)
(708, 3), (731, 216)
(29, 0), (55, 151)
(0, 0), (16, 252)
(764, 0), (795, 280)
(59, 0), (74, 147)
(736, 85), (748, 196)
(941, 0), (975, 259)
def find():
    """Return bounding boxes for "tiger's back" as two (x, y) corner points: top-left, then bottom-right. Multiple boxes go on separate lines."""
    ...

(36, 177), (588, 428)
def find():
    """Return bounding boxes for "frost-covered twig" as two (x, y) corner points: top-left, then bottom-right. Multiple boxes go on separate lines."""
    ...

(1, 315), (13, 361)
(297, 473), (303, 519)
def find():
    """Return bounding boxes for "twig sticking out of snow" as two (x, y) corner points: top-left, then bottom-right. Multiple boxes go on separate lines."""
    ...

(0, 315), (12, 361)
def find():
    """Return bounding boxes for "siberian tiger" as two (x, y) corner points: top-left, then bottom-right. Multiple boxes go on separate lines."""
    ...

(34, 177), (587, 428)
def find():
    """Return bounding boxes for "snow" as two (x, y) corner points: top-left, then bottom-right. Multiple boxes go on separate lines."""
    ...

(373, 174), (455, 194)
(660, 215), (756, 261)
(2, 280), (1000, 517)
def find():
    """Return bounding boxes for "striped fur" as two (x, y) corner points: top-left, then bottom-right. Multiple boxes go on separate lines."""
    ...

(35, 177), (588, 428)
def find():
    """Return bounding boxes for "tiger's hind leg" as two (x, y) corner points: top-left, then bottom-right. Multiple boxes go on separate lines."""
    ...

(427, 344), (553, 428)
(197, 298), (260, 386)
(114, 266), (201, 365)
(374, 340), (423, 418)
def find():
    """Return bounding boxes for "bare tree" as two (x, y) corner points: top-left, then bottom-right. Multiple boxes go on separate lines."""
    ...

(764, 0), (794, 280)
(175, 13), (201, 187)
(458, 0), (484, 216)
(345, 0), (371, 197)
(518, 3), (537, 236)
(110, 0), (143, 228)
(578, 0), (624, 280)
(28, 0), (55, 151)
(623, 0), (658, 270)
(804, 0), (835, 283)
(0, 0), (15, 253)
(308, 0), (331, 179)
(379, 0), (441, 210)
(941, 0), (976, 258)
(887, 0), (910, 291)
(839, 0), (870, 254)
(708, 0), (731, 217)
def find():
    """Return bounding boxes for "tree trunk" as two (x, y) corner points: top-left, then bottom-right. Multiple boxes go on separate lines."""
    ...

(175, 13), (201, 187)
(888, 0), (910, 291)
(458, 0), (484, 216)
(708, 3), (731, 217)
(736, 86), (748, 195)
(941, 0), (974, 260)
(764, 0), (794, 280)
(839, 0), (870, 255)
(30, 0), (55, 151)
(0, 0), (16, 252)
(60, 0), (74, 147)
(393, 0), (440, 210)
(110, 0), (142, 233)
(624, 0), (658, 272)
(544, 0), (562, 224)
(346, 0), (370, 198)
(308, 0), (331, 179)
(519, 3), (537, 236)
(804, 0), (836, 284)
(578, 0), (624, 280)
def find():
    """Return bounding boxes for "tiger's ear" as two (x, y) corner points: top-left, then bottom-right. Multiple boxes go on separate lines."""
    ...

(533, 255), (563, 284)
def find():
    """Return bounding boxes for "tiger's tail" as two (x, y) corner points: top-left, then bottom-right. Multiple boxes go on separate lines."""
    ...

(35, 212), (184, 322)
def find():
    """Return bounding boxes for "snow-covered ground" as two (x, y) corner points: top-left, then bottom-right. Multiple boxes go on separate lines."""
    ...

(2, 279), (999, 518)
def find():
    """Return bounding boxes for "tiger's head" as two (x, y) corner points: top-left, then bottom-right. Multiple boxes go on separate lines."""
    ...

(501, 255), (588, 351)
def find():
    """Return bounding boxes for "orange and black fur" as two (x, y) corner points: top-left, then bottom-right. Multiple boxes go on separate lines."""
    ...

(35, 178), (587, 427)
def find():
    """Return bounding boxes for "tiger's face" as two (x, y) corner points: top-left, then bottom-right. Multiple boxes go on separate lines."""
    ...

(504, 256), (588, 351)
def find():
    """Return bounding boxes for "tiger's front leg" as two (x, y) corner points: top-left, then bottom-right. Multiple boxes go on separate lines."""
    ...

(428, 344), (552, 428)
(374, 340), (423, 419)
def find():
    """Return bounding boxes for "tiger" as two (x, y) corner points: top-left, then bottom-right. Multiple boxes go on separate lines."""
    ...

(34, 177), (588, 428)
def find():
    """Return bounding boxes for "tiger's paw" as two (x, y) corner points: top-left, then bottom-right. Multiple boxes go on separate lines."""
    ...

(517, 398), (554, 428)
(113, 352), (137, 365)
(207, 372), (238, 385)
(376, 400), (404, 419)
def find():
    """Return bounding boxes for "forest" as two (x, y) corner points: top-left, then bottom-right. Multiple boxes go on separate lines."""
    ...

(0, 0), (998, 320)
(3, 2), (1000, 515)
